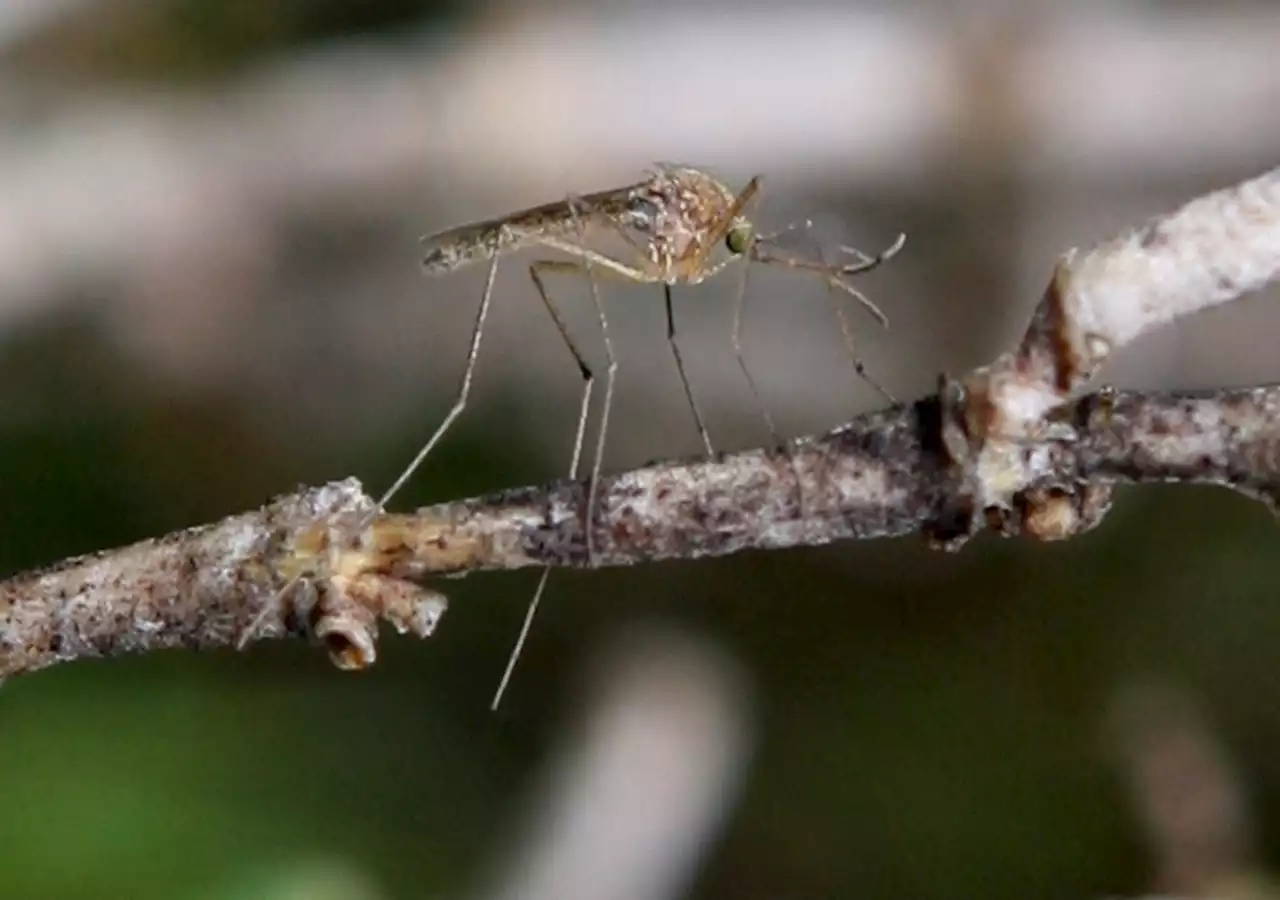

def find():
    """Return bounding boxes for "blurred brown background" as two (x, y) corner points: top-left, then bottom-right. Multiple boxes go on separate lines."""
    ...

(2, 2), (1280, 899)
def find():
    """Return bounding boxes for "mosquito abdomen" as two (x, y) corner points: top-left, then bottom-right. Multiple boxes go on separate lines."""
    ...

(421, 186), (644, 276)
(420, 221), (509, 275)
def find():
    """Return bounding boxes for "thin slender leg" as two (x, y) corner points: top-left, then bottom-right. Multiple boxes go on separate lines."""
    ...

(840, 232), (907, 277)
(490, 258), (601, 711)
(519, 229), (734, 528)
(729, 257), (781, 447)
(665, 284), (715, 456)
(751, 247), (889, 328)
(752, 235), (903, 403)
(756, 217), (815, 244)
(239, 228), (509, 652)
(734, 218), (821, 426)
(368, 229), (507, 519)
(527, 261), (596, 474)
(491, 195), (619, 709)
(567, 193), (619, 573)
(814, 240), (896, 407)
(826, 274), (896, 403)
(752, 232), (906, 328)
(732, 246), (809, 543)
(808, 238), (896, 405)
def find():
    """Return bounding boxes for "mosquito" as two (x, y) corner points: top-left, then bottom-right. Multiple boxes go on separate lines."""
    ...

(247, 164), (905, 705)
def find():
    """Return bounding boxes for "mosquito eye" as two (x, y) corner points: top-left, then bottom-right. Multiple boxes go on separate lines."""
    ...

(725, 223), (752, 255)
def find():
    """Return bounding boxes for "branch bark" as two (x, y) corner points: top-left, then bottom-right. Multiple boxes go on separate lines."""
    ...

(0, 480), (446, 679)
(949, 166), (1280, 514)
(2, 166), (1278, 680)
(350, 383), (1280, 581)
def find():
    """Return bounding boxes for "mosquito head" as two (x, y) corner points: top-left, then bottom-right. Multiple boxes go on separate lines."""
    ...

(725, 219), (754, 256)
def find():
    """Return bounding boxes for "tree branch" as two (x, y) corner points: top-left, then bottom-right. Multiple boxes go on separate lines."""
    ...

(0, 480), (446, 679)
(348, 383), (1280, 584)
(2, 166), (1279, 679)
(949, 166), (1280, 515)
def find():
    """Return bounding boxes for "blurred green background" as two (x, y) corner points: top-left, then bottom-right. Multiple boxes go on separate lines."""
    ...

(2, 2), (1280, 899)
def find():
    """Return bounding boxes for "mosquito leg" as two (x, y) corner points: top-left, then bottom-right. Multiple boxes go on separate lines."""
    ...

(238, 227), (509, 653)
(516, 231), (653, 556)
(753, 247), (889, 328)
(563, 192), (619, 577)
(838, 231), (907, 277)
(492, 194), (623, 709)
(731, 246), (809, 540)
(699, 174), (790, 446)
(729, 257), (780, 447)
(829, 233), (907, 404)
(527, 260), (596, 475)
(368, 227), (507, 520)
(754, 231), (906, 330)
(490, 257), (600, 711)
(665, 284), (715, 456)
(756, 217), (815, 244)
(824, 259), (896, 405)
(787, 237), (897, 405)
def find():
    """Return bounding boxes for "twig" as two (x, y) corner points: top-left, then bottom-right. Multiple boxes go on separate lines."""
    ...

(0, 479), (446, 679)
(345, 383), (1280, 581)
(3, 382), (1275, 680)
(946, 165), (1280, 522)
(2, 166), (1279, 679)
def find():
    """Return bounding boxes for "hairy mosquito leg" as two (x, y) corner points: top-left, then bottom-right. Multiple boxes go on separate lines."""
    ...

(665, 284), (715, 456)
(729, 252), (781, 447)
